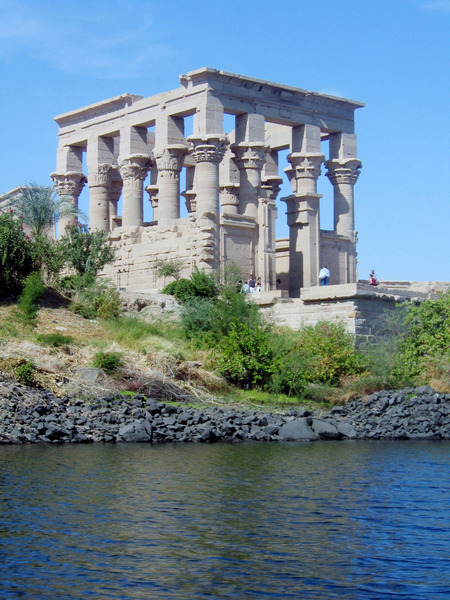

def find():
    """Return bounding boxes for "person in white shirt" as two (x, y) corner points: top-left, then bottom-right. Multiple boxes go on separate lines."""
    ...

(319, 266), (330, 286)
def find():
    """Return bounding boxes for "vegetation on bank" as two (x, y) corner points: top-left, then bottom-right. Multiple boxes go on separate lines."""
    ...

(1, 190), (449, 408)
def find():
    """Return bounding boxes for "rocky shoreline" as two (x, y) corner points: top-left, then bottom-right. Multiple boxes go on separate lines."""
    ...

(0, 377), (448, 444)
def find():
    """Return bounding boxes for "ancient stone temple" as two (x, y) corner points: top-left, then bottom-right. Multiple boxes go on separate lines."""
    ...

(51, 68), (363, 297)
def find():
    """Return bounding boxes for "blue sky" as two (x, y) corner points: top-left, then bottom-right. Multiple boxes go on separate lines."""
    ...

(0, 0), (448, 282)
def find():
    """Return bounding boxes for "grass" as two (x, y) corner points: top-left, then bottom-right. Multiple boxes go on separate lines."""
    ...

(2, 294), (446, 410)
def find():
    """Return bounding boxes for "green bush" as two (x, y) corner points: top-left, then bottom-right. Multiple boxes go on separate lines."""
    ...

(154, 258), (184, 281)
(162, 267), (218, 304)
(58, 222), (116, 276)
(36, 333), (75, 347)
(181, 297), (217, 346)
(67, 278), (121, 320)
(93, 351), (123, 374)
(0, 212), (35, 297)
(395, 291), (450, 382)
(18, 272), (45, 324)
(162, 278), (195, 303)
(213, 321), (275, 388)
(270, 321), (368, 396)
(15, 360), (35, 385)
(189, 267), (218, 299)
(180, 288), (261, 348)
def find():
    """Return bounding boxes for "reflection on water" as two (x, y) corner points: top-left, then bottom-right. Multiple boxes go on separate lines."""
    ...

(0, 441), (449, 599)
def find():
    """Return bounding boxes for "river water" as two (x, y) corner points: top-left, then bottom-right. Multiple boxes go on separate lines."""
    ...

(0, 441), (449, 599)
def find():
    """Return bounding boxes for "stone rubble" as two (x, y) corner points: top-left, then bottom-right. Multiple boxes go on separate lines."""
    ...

(0, 378), (448, 445)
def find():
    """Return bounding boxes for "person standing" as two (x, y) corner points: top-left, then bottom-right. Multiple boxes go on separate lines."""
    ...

(319, 266), (330, 286)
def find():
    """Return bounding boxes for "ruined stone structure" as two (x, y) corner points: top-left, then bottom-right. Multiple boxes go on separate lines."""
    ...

(51, 68), (363, 296)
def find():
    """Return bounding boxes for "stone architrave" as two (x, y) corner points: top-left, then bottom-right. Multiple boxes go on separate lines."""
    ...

(325, 158), (361, 238)
(88, 163), (115, 231)
(50, 171), (87, 235)
(153, 145), (188, 220)
(232, 143), (267, 219)
(284, 152), (324, 295)
(118, 154), (151, 227)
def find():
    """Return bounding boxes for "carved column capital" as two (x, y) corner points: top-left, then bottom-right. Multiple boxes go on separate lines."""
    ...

(325, 158), (362, 186)
(118, 154), (152, 182)
(232, 143), (267, 171)
(219, 183), (239, 212)
(285, 152), (324, 181)
(109, 178), (123, 203)
(260, 176), (283, 202)
(50, 171), (87, 197)
(88, 163), (116, 188)
(145, 184), (159, 207)
(153, 145), (188, 173)
(190, 135), (227, 164)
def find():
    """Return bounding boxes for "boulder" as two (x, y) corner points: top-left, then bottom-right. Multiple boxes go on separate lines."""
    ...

(278, 418), (316, 441)
(118, 420), (152, 442)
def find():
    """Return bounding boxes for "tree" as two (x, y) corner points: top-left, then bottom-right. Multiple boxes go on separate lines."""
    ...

(395, 292), (450, 381)
(59, 222), (116, 277)
(10, 184), (82, 239)
(0, 212), (34, 297)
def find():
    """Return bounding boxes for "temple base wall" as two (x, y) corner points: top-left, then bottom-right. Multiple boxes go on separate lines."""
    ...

(251, 283), (449, 339)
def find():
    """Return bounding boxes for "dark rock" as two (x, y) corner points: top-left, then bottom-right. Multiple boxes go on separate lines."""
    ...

(278, 418), (316, 441)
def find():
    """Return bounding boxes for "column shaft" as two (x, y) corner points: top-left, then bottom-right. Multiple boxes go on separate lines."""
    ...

(154, 146), (187, 221)
(118, 154), (151, 227)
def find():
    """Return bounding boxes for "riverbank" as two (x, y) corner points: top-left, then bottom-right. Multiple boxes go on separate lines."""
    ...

(0, 375), (448, 444)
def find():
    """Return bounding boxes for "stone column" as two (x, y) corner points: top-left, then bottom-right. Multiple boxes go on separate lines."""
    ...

(190, 136), (227, 271)
(190, 136), (227, 217)
(284, 152), (324, 295)
(220, 184), (239, 215)
(145, 185), (159, 221)
(118, 154), (151, 227)
(88, 163), (115, 231)
(325, 158), (361, 238)
(257, 176), (281, 290)
(153, 145), (188, 221)
(109, 175), (123, 229)
(232, 143), (267, 219)
(50, 171), (87, 236)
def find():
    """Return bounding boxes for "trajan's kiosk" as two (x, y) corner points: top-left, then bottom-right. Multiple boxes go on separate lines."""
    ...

(49, 68), (444, 337)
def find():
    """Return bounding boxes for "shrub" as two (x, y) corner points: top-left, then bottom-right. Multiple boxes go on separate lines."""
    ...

(162, 279), (195, 303)
(0, 212), (35, 297)
(395, 291), (450, 382)
(36, 333), (75, 347)
(18, 272), (45, 324)
(15, 360), (35, 385)
(93, 351), (123, 374)
(212, 321), (275, 388)
(181, 297), (217, 346)
(271, 321), (368, 396)
(58, 222), (116, 276)
(67, 278), (121, 320)
(180, 289), (260, 347)
(189, 267), (218, 299)
(154, 258), (184, 281)
(162, 267), (218, 304)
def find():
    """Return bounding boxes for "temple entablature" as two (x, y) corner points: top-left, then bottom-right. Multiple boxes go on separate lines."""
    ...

(52, 68), (363, 293)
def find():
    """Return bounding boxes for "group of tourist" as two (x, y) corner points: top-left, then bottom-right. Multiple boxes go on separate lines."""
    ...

(238, 268), (379, 292)
(240, 275), (262, 293)
(319, 266), (378, 286)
